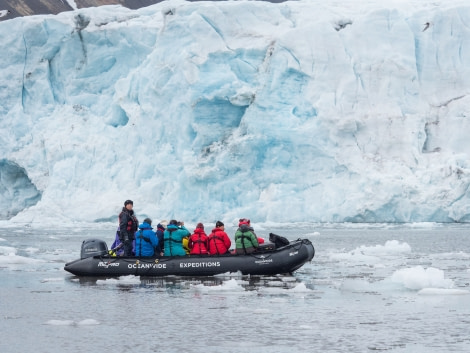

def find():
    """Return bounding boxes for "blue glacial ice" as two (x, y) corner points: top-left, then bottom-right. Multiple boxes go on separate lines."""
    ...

(0, 0), (470, 224)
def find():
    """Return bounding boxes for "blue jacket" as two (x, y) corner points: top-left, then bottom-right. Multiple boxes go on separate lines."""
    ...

(134, 222), (159, 257)
(164, 224), (190, 256)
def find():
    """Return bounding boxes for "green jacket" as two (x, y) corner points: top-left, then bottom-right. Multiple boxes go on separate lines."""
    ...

(234, 225), (259, 251)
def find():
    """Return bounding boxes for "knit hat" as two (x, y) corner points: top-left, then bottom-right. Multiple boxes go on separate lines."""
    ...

(196, 222), (204, 229)
(238, 218), (250, 227)
(216, 221), (224, 227)
(159, 220), (168, 229)
(124, 200), (133, 206)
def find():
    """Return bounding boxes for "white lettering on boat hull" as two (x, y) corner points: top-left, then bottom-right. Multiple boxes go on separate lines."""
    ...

(128, 263), (167, 269)
(98, 262), (120, 268)
(179, 262), (221, 268)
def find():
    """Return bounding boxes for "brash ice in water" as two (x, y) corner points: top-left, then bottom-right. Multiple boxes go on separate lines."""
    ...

(1, 224), (470, 353)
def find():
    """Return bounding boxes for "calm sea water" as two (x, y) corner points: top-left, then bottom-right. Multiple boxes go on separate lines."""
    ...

(1, 224), (469, 353)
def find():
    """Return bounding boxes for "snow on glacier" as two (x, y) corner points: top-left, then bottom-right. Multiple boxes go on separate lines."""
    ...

(0, 0), (470, 225)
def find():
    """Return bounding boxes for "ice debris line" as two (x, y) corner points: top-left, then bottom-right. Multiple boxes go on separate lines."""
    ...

(1, 0), (470, 224)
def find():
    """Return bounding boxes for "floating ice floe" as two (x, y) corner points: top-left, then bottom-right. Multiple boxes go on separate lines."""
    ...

(435, 251), (470, 260)
(96, 275), (141, 285)
(40, 277), (64, 283)
(289, 283), (312, 292)
(281, 276), (298, 282)
(190, 278), (245, 293)
(330, 240), (411, 265)
(45, 319), (100, 326)
(0, 245), (17, 255)
(0, 251), (44, 265)
(340, 279), (374, 292)
(417, 288), (469, 296)
(354, 240), (412, 256)
(24, 247), (40, 253)
(213, 270), (243, 278)
(305, 231), (321, 237)
(257, 282), (312, 294)
(391, 266), (454, 290)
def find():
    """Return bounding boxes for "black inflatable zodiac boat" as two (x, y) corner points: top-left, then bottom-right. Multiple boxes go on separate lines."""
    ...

(64, 234), (315, 277)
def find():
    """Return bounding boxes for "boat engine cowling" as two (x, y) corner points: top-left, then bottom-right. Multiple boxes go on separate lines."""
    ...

(80, 239), (109, 259)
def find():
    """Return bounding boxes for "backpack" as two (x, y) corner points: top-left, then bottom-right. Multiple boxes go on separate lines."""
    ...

(269, 233), (290, 248)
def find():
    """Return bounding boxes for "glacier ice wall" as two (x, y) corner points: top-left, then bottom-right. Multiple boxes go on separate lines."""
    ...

(1, 0), (470, 224)
(0, 159), (42, 219)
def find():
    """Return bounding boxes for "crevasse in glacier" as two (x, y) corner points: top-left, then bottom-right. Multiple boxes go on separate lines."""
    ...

(0, 1), (469, 224)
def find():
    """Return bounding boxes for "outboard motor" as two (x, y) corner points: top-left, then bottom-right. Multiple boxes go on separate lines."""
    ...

(80, 239), (108, 259)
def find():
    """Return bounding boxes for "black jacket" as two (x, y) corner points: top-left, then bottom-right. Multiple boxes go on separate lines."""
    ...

(118, 208), (138, 241)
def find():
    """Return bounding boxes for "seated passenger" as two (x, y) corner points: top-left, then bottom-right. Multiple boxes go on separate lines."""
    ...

(239, 218), (264, 244)
(188, 223), (208, 255)
(135, 218), (159, 257)
(155, 222), (166, 256)
(234, 218), (259, 254)
(164, 220), (190, 256)
(208, 221), (231, 255)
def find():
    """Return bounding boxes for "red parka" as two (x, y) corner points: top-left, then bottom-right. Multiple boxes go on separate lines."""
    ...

(188, 228), (208, 254)
(207, 228), (232, 255)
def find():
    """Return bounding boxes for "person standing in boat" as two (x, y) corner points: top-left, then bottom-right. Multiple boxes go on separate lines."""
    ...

(207, 221), (231, 255)
(234, 218), (259, 254)
(188, 223), (208, 255)
(118, 200), (139, 256)
(135, 218), (159, 257)
(164, 220), (190, 256)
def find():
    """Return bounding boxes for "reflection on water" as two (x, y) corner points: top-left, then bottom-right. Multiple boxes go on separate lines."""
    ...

(72, 274), (305, 291)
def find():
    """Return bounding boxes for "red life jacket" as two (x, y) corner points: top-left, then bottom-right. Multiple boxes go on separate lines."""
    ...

(188, 228), (208, 254)
(207, 228), (231, 255)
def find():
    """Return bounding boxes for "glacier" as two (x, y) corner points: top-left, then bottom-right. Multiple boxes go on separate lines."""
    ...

(1, 0), (470, 225)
